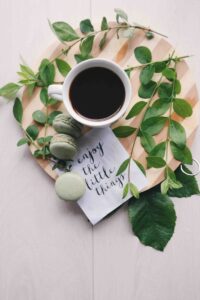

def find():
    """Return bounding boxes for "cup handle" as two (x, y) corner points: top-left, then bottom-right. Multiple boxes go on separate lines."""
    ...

(48, 84), (63, 101)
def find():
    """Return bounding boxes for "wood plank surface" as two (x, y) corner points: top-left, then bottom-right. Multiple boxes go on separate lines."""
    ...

(0, 0), (200, 300)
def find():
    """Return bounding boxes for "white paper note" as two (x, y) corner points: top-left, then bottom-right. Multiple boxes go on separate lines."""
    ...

(72, 127), (148, 225)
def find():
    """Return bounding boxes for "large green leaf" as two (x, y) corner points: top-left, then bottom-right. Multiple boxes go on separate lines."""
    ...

(126, 101), (147, 119)
(128, 190), (176, 251)
(80, 35), (94, 57)
(173, 98), (192, 118)
(52, 21), (79, 41)
(169, 119), (186, 149)
(140, 131), (155, 153)
(116, 158), (130, 176)
(168, 166), (200, 197)
(26, 124), (39, 140)
(113, 126), (136, 138)
(55, 58), (71, 77)
(149, 142), (166, 158)
(134, 46), (152, 64)
(80, 19), (94, 33)
(13, 97), (23, 123)
(0, 83), (21, 100)
(144, 98), (170, 120)
(170, 142), (192, 164)
(147, 156), (166, 168)
(138, 81), (157, 99)
(101, 17), (109, 30)
(140, 64), (155, 85)
(158, 82), (173, 98)
(141, 116), (167, 135)
(39, 59), (55, 86)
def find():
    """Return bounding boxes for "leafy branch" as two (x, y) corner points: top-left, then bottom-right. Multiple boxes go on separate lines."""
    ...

(113, 47), (193, 197)
(0, 8), (166, 100)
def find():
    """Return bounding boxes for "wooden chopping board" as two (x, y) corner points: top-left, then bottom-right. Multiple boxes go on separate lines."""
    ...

(22, 23), (199, 191)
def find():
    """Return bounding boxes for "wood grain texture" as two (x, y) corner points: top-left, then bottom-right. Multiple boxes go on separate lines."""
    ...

(0, 0), (200, 300)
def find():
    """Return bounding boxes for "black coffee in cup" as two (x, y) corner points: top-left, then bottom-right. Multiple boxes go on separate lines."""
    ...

(69, 67), (125, 120)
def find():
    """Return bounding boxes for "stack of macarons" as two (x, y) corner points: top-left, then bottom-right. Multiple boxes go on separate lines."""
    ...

(50, 113), (83, 160)
(50, 113), (86, 202)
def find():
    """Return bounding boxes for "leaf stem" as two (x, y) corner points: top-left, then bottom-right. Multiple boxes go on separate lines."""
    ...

(165, 60), (177, 168)
(19, 124), (40, 149)
(125, 55), (191, 74)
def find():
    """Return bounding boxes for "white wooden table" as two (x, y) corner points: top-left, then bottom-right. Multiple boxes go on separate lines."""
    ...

(0, 0), (200, 299)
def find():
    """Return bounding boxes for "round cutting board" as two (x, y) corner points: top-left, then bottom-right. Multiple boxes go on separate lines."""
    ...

(22, 22), (199, 191)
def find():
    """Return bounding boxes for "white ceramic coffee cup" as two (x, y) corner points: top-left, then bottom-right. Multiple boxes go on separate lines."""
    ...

(48, 58), (132, 127)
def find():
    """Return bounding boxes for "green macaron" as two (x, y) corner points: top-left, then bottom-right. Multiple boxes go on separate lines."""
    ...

(55, 172), (86, 201)
(49, 133), (78, 160)
(53, 113), (83, 138)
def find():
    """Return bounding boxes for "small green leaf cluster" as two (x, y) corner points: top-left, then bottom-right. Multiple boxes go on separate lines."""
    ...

(13, 90), (62, 160)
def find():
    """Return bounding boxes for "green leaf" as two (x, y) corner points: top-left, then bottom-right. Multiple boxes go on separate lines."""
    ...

(134, 160), (146, 175)
(161, 179), (169, 194)
(140, 131), (155, 153)
(158, 82), (173, 98)
(147, 156), (166, 168)
(32, 110), (47, 124)
(0, 83), (21, 100)
(48, 98), (58, 106)
(80, 19), (94, 33)
(140, 64), (155, 85)
(33, 149), (44, 158)
(141, 116), (167, 135)
(124, 68), (133, 78)
(40, 88), (48, 106)
(116, 158), (130, 176)
(149, 142), (166, 158)
(134, 46), (152, 64)
(20, 64), (35, 77)
(128, 190), (176, 251)
(173, 98), (192, 118)
(26, 124), (39, 140)
(13, 97), (23, 123)
(145, 31), (154, 40)
(55, 58), (71, 77)
(168, 166), (200, 197)
(17, 137), (29, 147)
(129, 183), (139, 199)
(114, 8), (128, 23)
(39, 59), (55, 86)
(154, 61), (167, 73)
(37, 135), (53, 146)
(126, 101), (147, 119)
(80, 35), (94, 57)
(170, 142), (192, 164)
(174, 79), (181, 94)
(161, 167), (183, 194)
(144, 99), (170, 120)
(48, 111), (62, 125)
(169, 119), (186, 149)
(113, 126), (136, 138)
(123, 183), (129, 198)
(99, 32), (107, 50)
(138, 81), (157, 99)
(52, 21), (79, 41)
(101, 17), (109, 30)
(162, 68), (176, 81)
(27, 83), (36, 97)
(74, 54), (92, 63)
